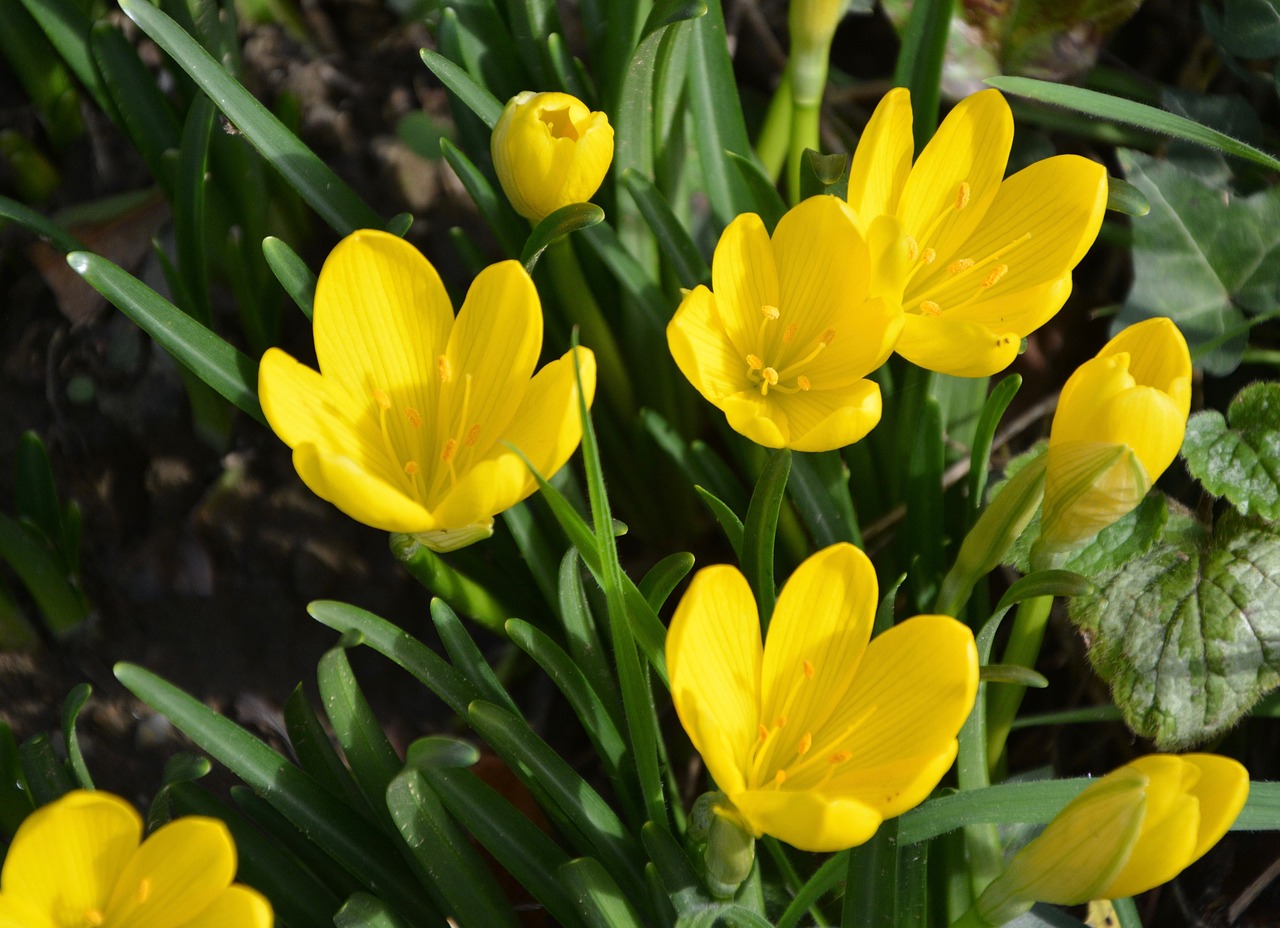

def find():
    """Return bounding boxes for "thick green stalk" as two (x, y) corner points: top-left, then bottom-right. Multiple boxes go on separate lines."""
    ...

(985, 594), (1054, 768)
(787, 99), (823, 205)
(755, 73), (792, 182)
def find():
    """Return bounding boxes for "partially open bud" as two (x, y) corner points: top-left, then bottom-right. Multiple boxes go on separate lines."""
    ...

(973, 754), (1247, 926)
(689, 791), (756, 900)
(1037, 318), (1191, 559)
(490, 91), (614, 223)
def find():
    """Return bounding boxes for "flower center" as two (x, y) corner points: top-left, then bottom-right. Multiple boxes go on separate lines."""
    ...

(744, 304), (831, 396)
(540, 106), (580, 141)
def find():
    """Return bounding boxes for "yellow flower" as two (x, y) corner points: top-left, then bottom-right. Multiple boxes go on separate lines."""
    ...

(491, 91), (614, 223)
(1039, 317), (1191, 555)
(975, 754), (1248, 925)
(845, 88), (1108, 377)
(259, 230), (596, 552)
(666, 195), (903, 451)
(0, 790), (272, 928)
(667, 543), (979, 853)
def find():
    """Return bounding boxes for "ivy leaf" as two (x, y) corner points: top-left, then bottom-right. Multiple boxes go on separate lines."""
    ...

(1068, 510), (1280, 749)
(1115, 149), (1280, 376)
(1183, 381), (1280, 522)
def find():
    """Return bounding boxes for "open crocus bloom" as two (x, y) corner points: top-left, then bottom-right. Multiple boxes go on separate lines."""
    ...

(1039, 317), (1191, 555)
(259, 230), (596, 552)
(975, 754), (1247, 925)
(0, 790), (272, 928)
(846, 88), (1108, 377)
(667, 543), (979, 853)
(667, 195), (903, 451)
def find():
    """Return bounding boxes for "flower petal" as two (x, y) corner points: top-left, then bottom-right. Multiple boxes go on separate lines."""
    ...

(710, 212), (780, 358)
(437, 260), (542, 479)
(1041, 441), (1149, 552)
(173, 885), (273, 928)
(756, 544), (878, 780)
(1103, 755), (1199, 899)
(293, 442), (437, 533)
(720, 391), (789, 449)
(777, 379), (882, 452)
(432, 346), (595, 528)
(1102, 318), (1192, 414)
(104, 817), (235, 928)
(1101, 385), (1186, 480)
(895, 312), (1021, 377)
(938, 274), (1072, 339)
(0, 791), (140, 921)
(899, 89), (1012, 263)
(667, 564), (762, 796)
(667, 286), (747, 403)
(799, 296), (902, 388)
(730, 788), (882, 853)
(313, 230), (452, 448)
(847, 88), (913, 225)
(0, 895), (55, 928)
(1183, 754), (1249, 860)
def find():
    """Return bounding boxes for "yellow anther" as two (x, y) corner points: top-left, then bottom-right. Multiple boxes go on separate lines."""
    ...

(436, 354), (452, 383)
(829, 751), (852, 765)
(775, 715), (787, 730)
(920, 300), (942, 317)
(404, 461), (420, 475)
(440, 439), (457, 462)
(746, 354), (764, 371)
(85, 910), (105, 927)
(783, 323), (797, 344)
(797, 732), (813, 756)
(955, 181), (971, 211)
(761, 304), (780, 320)
(758, 724), (770, 741)
(404, 406), (423, 429)
(904, 236), (919, 261)
(135, 878), (152, 903)
(920, 247), (936, 265)
(762, 367), (779, 386)
(803, 660), (814, 679)
(774, 769), (788, 785)
(373, 388), (391, 411)
(948, 258), (975, 275)
(820, 328), (836, 346)
(982, 264), (1009, 288)
(464, 424), (482, 446)
(797, 375), (811, 392)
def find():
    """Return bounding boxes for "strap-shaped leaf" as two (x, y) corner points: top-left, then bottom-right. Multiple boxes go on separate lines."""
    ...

(262, 235), (316, 320)
(419, 47), (503, 129)
(521, 203), (605, 272)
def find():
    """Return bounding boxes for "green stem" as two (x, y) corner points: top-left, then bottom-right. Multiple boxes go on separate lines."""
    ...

(544, 238), (636, 420)
(755, 73), (793, 182)
(985, 594), (1054, 769)
(787, 98), (822, 205)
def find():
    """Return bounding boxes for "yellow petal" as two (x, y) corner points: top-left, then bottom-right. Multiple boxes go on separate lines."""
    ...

(173, 886), (273, 928)
(899, 89), (1012, 263)
(940, 274), (1072, 338)
(1101, 385), (1186, 480)
(729, 788), (882, 853)
(847, 88), (913, 225)
(906, 155), (1106, 319)
(895, 312), (1021, 377)
(0, 895), (55, 928)
(776, 379), (883, 452)
(667, 564), (762, 796)
(1051, 354), (1136, 447)
(432, 347), (595, 529)
(1102, 318), (1192, 416)
(258, 348), (400, 487)
(1103, 755), (1199, 899)
(313, 230), (451, 448)
(710, 212), (780, 358)
(799, 296), (902, 388)
(667, 286), (748, 402)
(293, 442), (437, 533)
(816, 614), (977, 815)
(757, 544), (878, 779)
(1041, 441), (1149, 552)
(720, 391), (789, 449)
(104, 817), (235, 928)
(1182, 754), (1249, 860)
(0, 791), (140, 921)
(436, 260), (542, 480)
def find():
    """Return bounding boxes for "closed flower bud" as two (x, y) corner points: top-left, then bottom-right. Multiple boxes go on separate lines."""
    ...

(788, 0), (849, 102)
(1038, 317), (1191, 558)
(974, 754), (1248, 926)
(491, 91), (614, 223)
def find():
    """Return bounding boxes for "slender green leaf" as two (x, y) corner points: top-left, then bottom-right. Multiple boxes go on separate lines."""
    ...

(0, 194), (84, 252)
(60, 683), (93, 789)
(522, 203), (605, 272)
(439, 138), (526, 257)
(431, 598), (520, 716)
(283, 684), (374, 819)
(420, 47), (503, 128)
(966, 374), (1021, 528)
(727, 152), (786, 232)
(893, 0), (954, 147)
(262, 235), (317, 319)
(562, 856), (648, 928)
(638, 552), (695, 612)
(120, 0), (381, 233)
(777, 852), (846, 928)
(15, 431), (69, 568)
(0, 723), (34, 836)
(642, 821), (715, 916)
(405, 735), (481, 770)
(979, 664), (1049, 687)
(842, 821), (900, 928)
(904, 397), (945, 610)
(621, 169), (709, 288)
(388, 533), (514, 633)
(0, 512), (88, 638)
(174, 95), (216, 329)
(333, 893), (413, 928)
(17, 734), (72, 805)
(16, 0), (111, 114)
(1106, 176), (1150, 216)
(743, 449), (792, 628)
(994, 570), (1093, 612)
(788, 450), (859, 547)
(694, 486), (745, 559)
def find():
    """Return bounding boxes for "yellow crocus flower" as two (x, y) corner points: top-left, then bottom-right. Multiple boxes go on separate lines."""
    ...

(491, 91), (614, 223)
(667, 195), (904, 451)
(1039, 317), (1191, 556)
(0, 790), (272, 928)
(973, 754), (1248, 926)
(258, 230), (596, 552)
(667, 543), (979, 853)
(846, 88), (1108, 377)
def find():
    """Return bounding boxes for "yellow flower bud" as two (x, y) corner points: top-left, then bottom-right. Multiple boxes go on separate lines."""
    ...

(788, 0), (849, 104)
(1038, 317), (1191, 556)
(490, 91), (614, 223)
(975, 754), (1247, 925)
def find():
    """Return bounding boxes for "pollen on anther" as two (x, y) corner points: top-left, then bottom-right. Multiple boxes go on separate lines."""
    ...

(436, 354), (452, 383)
(758, 724), (770, 742)
(440, 439), (457, 462)
(820, 328), (836, 346)
(982, 264), (1009, 288)
(797, 732), (813, 755)
(955, 181), (971, 211)
(85, 910), (105, 927)
(904, 236), (919, 261)
(464, 424), (482, 446)
(783, 323), (797, 344)
(802, 660), (814, 679)
(774, 769), (788, 785)
(762, 367), (779, 386)
(797, 375), (811, 392)
(828, 751), (852, 765)
(404, 406), (423, 428)
(775, 715), (787, 730)
(135, 878), (152, 903)
(762, 304), (780, 320)
(921, 247), (936, 265)
(404, 461), (420, 475)
(746, 354), (764, 371)
(948, 258), (974, 275)
(373, 388), (391, 411)
(920, 300), (942, 317)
